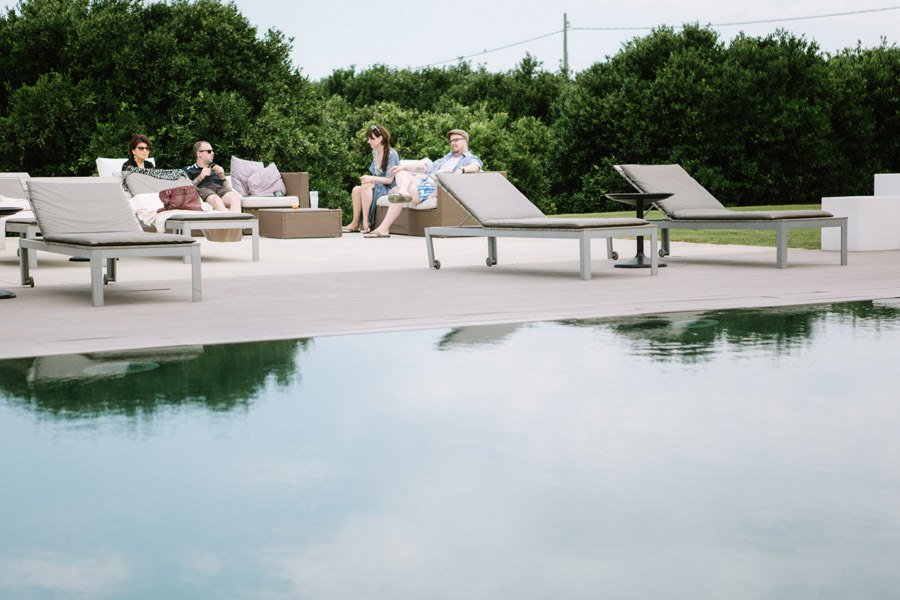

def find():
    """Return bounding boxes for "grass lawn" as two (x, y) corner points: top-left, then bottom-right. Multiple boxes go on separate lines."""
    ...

(556, 204), (823, 250)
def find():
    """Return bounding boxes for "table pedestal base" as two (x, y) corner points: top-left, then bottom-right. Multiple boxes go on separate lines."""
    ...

(614, 254), (666, 268)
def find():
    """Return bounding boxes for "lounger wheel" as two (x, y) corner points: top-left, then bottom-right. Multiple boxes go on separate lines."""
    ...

(432, 259), (441, 269)
(26, 276), (34, 287)
(659, 249), (668, 257)
(611, 251), (619, 260)
(486, 258), (497, 267)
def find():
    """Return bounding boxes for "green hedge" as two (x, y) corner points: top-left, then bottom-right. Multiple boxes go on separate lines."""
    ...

(1, 2), (898, 218)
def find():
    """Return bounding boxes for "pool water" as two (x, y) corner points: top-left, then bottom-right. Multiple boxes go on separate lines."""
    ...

(1, 300), (899, 599)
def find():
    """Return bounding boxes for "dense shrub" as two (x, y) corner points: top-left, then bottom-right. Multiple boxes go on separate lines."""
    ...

(1, 2), (897, 216)
(0, 0), (299, 172)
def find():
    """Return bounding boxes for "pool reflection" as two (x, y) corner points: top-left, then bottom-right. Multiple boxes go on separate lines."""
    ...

(0, 339), (308, 418)
(562, 300), (900, 362)
(2, 301), (900, 598)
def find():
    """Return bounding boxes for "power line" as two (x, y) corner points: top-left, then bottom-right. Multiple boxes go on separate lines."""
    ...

(416, 5), (899, 68)
(575, 5), (900, 30)
(417, 29), (563, 69)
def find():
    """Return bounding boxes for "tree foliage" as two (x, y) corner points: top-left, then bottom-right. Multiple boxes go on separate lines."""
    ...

(1, 2), (897, 217)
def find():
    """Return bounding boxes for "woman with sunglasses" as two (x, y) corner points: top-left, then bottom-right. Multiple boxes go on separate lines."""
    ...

(343, 124), (400, 233)
(122, 134), (153, 170)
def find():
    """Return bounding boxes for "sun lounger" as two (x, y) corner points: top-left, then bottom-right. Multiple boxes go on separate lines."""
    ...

(425, 172), (659, 279)
(1, 174), (37, 267)
(21, 178), (201, 306)
(614, 164), (848, 268)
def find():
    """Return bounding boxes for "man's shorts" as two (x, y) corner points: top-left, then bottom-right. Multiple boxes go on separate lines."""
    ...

(416, 176), (436, 200)
(198, 182), (232, 201)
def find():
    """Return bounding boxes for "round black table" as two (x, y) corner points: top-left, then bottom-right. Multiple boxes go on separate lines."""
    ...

(605, 192), (672, 268)
(0, 206), (23, 299)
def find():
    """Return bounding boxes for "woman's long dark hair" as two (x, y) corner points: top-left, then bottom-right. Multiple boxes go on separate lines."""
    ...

(367, 124), (392, 172)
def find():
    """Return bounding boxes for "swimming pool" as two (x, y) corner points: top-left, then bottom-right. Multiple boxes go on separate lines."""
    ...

(1, 300), (899, 598)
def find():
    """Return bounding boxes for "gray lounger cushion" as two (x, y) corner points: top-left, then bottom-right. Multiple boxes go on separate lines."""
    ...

(29, 178), (143, 235)
(616, 164), (832, 219)
(483, 217), (647, 228)
(665, 208), (834, 220)
(45, 232), (194, 246)
(437, 172), (646, 228)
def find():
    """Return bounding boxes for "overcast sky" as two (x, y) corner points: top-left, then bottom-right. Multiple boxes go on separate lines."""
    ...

(3, 0), (897, 79)
(227, 0), (899, 79)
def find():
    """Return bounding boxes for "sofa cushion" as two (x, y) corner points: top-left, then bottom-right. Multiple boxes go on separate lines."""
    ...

(230, 156), (264, 196)
(375, 194), (437, 209)
(128, 192), (165, 212)
(247, 163), (286, 196)
(240, 196), (299, 208)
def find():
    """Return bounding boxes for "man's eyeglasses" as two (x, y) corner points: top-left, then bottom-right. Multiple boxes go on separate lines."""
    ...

(135, 146), (150, 151)
(448, 137), (465, 143)
(199, 149), (214, 153)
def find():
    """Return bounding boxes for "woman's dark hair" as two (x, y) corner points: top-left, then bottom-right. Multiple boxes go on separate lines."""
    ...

(367, 125), (392, 172)
(128, 134), (151, 157)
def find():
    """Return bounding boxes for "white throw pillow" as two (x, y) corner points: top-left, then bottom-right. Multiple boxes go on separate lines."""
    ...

(97, 157), (154, 177)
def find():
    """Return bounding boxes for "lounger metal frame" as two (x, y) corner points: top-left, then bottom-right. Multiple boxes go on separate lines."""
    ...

(615, 165), (849, 269)
(425, 224), (659, 279)
(651, 217), (848, 269)
(19, 238), (201, 307)
(5, 218), (40, 269)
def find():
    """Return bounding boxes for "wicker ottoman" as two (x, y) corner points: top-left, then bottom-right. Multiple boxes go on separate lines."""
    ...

(258, 208), (342, 239)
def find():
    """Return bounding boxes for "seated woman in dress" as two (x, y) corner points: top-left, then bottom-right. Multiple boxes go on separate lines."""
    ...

(122, 134), (153, 170)
(342, 124), (400, 233)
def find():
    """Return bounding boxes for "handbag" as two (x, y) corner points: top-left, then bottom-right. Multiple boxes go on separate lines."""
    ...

(158, 185), (202, 212)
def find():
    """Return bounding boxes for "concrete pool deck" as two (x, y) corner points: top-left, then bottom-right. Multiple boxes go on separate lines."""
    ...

(2, 233), (899, 359)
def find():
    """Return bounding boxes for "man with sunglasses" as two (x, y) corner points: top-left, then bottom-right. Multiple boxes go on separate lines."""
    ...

(182, 141), (242, 212)
(366, 129), (482, 238)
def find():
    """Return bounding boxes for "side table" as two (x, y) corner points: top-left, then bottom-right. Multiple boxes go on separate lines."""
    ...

(605, 192), (672, 268)
(258, 208), (342, 239)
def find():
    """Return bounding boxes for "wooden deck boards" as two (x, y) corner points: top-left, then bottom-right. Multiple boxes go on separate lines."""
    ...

(1, 235), (897, 359)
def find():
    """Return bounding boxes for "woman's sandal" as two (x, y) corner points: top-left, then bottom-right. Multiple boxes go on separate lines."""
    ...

(341, 226), (360, 233)
(361, 225), (371, 234)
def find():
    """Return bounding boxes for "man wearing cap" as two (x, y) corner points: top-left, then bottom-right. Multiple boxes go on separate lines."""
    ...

(365, 129), (482, 237)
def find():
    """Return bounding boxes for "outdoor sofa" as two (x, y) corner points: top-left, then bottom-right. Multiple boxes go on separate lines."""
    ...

(372, 159), (470, 236)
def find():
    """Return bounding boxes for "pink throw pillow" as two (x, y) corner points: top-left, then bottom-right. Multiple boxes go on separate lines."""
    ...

(247, 163), (286, 196)
(229, 156), (264, 196)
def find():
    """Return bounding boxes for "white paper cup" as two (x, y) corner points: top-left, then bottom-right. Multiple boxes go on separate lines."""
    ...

(309, 191), (319, 209)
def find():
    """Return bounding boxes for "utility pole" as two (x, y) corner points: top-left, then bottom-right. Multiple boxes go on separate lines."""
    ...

(562, 13), (570, 79)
